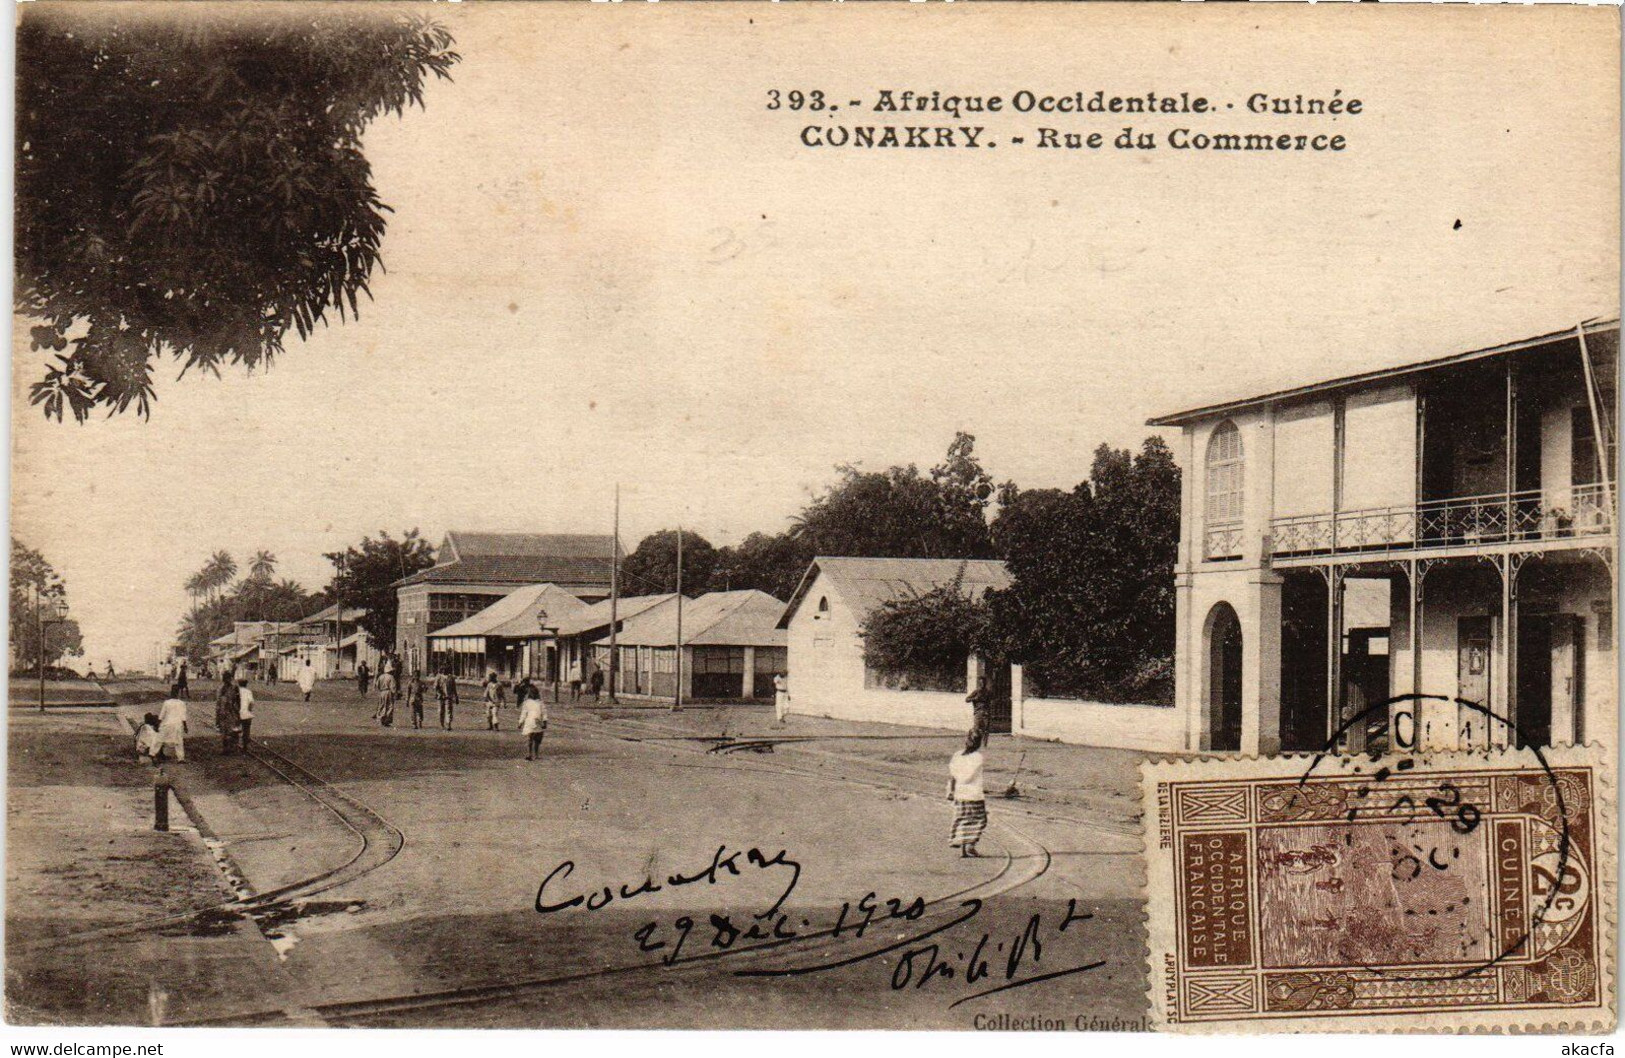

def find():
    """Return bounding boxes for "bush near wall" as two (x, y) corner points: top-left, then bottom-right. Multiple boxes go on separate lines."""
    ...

(861, 579), (989, 695)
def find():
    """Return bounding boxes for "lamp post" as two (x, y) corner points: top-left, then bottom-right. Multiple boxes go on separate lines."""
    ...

(536, 608), (560, 703)
(36, 586), (70, 712)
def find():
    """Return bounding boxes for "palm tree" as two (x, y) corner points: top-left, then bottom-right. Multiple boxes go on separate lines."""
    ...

(248, 550), (277, 583)
(204, 550), (237, 603)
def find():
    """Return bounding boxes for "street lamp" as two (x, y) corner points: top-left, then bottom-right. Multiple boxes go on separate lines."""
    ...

(36, 587), (70, 712)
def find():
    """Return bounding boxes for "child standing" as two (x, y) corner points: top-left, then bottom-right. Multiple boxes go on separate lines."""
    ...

(406, 672), (426, 730)
(518, 684), (547, 760)
(946, 730), (988, 858)
(483, 673), (501, 731)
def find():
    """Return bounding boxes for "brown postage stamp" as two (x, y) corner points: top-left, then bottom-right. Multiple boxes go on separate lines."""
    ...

(1144, 746), (1615, 1033)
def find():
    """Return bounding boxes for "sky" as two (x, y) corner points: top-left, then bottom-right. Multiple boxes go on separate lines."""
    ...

(9, 3), (1619, 669)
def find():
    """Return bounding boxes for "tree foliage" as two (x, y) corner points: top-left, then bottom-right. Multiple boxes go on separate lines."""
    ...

(323, 529), (436, 650)
(622, 530), (719, 597)
(176, 574), (318, 663)
(702, 433), (1005, 602)
(17, 6), (459, 420)
(861, 572), (991, 693)
(985, 437), (1180, 703)
(10, 538), (85, 673)
(791, 432), (1000, 561)
(711, 531), (812, 601)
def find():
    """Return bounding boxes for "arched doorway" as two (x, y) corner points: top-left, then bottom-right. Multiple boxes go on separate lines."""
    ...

(1206, 603), (1244, 751)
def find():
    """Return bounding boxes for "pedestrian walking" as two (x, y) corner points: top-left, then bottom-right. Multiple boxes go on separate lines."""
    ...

(158, 694), (189, 762)
(406, 672), (426, 729)
(357, 660), (371, 696)
(174, 659), (189, 700)
(435, 670), (458, 730)
(567, 659), (583, 702)
(105, 660), (115, 680)
(376, 669), (397, 727)
(588, 664), (604, 702)
(483, 672), (502, 730)
(215, 672), (241, 754)
(518, 683), (548, 760)
(773, 673), (790, 724)
(297, 659), (317, 702)
(236, 678), (256, 751)
(947, 730), (988, 858)
(264, 658), (278, 685)
(514, 675), (538, 712)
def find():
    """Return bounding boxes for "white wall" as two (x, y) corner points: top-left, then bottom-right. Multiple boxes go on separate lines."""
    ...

(785, 569), (980, 731)
(1272, 401), (1335, 518)
(1017, 695), (1186, 752)
(1342, 386), (1416, 511)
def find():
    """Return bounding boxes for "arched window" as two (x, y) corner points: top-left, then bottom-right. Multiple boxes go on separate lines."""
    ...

(1205, 420), (1244, 559)
(816, 596), (830, 618)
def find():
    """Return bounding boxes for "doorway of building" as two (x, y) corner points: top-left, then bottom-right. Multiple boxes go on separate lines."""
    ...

(1456, 615), (1493, 749)
(1208, 604), (1243, 752)
(1516, 613), (1553, 748)
(1345, 628), (1392, 753)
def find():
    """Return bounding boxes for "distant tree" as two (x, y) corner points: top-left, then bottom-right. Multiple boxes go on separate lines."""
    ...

(248, 550), (278, 583)
(200, 550), (237, 603)
(10, 538), (85, 672)
(175, 573), (316, 661)
(712, 531), (812, 602)
(621, 530), (719, 597)
(985, 437), (1180, 703)
(17, 6), (459, 420)
(861, 571), (991, 694)
(323, 529), (436, 651)
(791, 433), (1000, 561)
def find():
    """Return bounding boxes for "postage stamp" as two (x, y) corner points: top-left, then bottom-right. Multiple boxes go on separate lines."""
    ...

(1144, 746), (1615, 1033)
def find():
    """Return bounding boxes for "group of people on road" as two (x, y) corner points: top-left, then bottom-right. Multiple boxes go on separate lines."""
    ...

(213, 670), (257, 754)
(374, 667), (548, 759)
(563, 660), (606, 702)
(135, 694), (191, 765)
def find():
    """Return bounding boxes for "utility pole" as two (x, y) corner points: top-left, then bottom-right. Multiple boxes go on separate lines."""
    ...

(608, 484), (620, 704)
(36, 583), (46, 713)
(673, 528), (684, 712)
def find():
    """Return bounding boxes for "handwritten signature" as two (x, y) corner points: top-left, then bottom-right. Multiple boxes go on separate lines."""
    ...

(536, 844), (1105, 1008)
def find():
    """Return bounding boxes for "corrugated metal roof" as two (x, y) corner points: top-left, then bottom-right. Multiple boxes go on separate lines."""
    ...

(1147, 317), (1619, 428)
(597, 590), (788, 648)
(427, 583), (592, 640)
(778, 556), (1012, 628)
(446, 531), (620, 560)
(550, 593), (675, 638)
(397, 555), (617, 588)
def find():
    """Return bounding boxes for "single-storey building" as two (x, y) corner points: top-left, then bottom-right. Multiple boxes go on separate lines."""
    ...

(589, 589), (788, 702)
(393, 531), (619, 674)
(777, 557), (1012, 729)
(528, 592), (674, 687)
(427, 583), (591, 680)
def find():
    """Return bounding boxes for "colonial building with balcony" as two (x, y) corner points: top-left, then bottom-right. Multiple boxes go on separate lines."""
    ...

(1149, 319), (1617, 756)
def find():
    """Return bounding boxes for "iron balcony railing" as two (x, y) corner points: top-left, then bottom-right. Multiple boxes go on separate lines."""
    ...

(1205, 524), (1245, 560)
(1268, 483), (1615, 558)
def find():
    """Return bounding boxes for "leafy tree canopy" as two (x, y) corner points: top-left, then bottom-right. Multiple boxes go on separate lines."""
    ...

(791, 431), (1002, 561)
(323, 529), (436, 651)
(10, 538), (85, 672)
(985, 437), (1180, 703)
(622, 530), (718, 597)
(17, 7), (458, 421)
(861, 572), (991, 694)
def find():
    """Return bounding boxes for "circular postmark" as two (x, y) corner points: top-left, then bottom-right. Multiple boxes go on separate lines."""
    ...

(1278, 693), (1575, 982)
